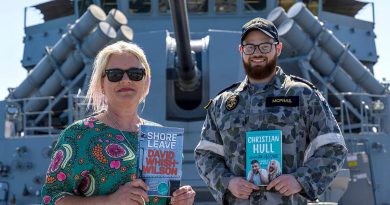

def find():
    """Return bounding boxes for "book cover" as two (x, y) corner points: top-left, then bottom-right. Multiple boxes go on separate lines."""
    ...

(138, 125), (184, 197)
(246, 130), (282, 186)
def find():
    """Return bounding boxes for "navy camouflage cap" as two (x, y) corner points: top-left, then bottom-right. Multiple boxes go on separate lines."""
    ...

(241, 17), (279, 44)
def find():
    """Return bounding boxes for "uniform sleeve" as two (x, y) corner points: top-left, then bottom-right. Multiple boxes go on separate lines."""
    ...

(41, 126), (81, 205)
(292, 90), (347, 201)
(194, 102), (235, 204)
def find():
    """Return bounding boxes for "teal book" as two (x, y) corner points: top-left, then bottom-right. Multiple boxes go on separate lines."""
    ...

(246, 130), (282, 186)
(138, 125), (184, 197)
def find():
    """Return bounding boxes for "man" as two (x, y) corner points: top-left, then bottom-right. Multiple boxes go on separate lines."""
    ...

(246, 160), (268, 185)
(194, 17), (347, 204)
(267, 159), (282, 182)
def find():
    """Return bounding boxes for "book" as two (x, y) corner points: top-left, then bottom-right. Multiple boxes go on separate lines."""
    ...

(246, 130), (282, 186)
(138, 125), (184, 197)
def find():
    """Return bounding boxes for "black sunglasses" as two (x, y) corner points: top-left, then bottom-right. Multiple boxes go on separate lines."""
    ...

(104, 67), (146, 82)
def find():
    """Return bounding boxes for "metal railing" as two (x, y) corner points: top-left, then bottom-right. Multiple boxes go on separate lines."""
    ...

(4, 92), (389, 138)
(4, 95), (90, 138)
(335, 92), (387, 134)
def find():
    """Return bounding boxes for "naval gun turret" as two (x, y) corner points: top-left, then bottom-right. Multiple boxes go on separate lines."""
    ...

(169, 0), (201, 92)
(165, 0), (210, 121)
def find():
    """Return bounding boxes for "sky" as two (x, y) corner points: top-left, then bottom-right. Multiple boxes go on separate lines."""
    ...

(0, 0), (389, 100)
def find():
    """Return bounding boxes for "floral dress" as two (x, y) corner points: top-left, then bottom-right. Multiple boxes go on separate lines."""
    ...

(41, 117), (168, 205)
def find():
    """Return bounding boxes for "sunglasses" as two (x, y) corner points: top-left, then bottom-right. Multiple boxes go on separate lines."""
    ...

(104, 67), (146, 82)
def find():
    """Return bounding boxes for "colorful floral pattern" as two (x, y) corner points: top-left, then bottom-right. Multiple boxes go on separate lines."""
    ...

(105, 143), (126, 158)
(56, 172), (66, 181)
(41, 117), (167, 205)
(83, 117), (95, 128)
(49, 150), (64, 173)
(43, 195), (51, 204)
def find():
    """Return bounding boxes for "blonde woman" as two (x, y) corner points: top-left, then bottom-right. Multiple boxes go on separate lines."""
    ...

(41, 41), (195, 205)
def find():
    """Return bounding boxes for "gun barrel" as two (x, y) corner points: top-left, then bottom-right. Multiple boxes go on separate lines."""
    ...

(169, 0), (198, 86)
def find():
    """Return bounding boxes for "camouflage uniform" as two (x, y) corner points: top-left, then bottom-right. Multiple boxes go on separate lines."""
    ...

(194, 67), (347, 205)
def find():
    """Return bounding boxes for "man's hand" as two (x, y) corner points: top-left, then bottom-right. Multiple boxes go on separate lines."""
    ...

(266, 174), (302, 196)
(228, 177), (259, 199)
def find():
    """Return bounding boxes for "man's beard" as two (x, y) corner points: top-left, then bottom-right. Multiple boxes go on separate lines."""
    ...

(243, 53), (277, 81)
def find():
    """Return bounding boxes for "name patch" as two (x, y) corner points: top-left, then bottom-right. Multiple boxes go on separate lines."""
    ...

(266, 96), (299, 107)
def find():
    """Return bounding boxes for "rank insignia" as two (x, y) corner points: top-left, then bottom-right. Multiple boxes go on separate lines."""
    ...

(226, 95), (239, 111)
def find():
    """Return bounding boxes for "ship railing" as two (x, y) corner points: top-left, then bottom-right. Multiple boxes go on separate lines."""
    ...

(4, 94), (92, 138)
(4, 92), (388, 137)
(69, 95), (90, 123)
(334, 92), (387, 134)
(5, 96), (61, 137)
(68, 92), (388, 135)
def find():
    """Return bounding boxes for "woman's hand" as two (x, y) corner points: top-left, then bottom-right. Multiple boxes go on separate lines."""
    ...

(107, 179), (149, 205)
(170, 185), (196, 205)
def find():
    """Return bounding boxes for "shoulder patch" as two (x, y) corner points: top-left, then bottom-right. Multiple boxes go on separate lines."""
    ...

(225, 95), (239, 111)
(290, 75), (317, 90)
(204, 99), (213, 110)
(217, 82), (241, 95)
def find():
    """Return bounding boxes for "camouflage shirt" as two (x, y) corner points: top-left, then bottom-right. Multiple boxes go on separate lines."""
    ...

(194, 67), (347, 205)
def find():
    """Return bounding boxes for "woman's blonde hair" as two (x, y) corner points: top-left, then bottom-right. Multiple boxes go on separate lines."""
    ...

(86, 41), (151, 113)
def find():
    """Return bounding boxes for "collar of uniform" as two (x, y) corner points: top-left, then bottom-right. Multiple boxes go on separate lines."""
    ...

(234, 76), (249, 92)
(265, 66), (286, 90)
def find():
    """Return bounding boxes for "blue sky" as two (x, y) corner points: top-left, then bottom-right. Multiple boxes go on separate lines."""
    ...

(0, 0), (389, 99)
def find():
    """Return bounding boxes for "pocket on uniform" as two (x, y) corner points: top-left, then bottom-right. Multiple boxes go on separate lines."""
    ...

(217, 113), (245, 132)
(264, 107), (299, 125)
(216, 113), (246, 166)
(264, 107), (301, 171)
(264, 107), (300, 143)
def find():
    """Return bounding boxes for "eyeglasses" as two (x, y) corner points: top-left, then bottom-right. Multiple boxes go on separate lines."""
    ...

(104, 67), (146, 82)
(242, 42), (278, 55)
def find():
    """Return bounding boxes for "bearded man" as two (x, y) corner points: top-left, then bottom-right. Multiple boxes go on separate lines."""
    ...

(194, 17), (347, 205)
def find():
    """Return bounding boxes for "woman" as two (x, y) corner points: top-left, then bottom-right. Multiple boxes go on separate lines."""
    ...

(41, 41), (196, 205)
